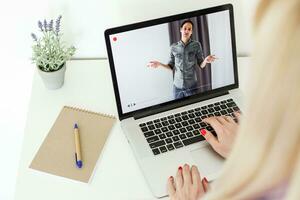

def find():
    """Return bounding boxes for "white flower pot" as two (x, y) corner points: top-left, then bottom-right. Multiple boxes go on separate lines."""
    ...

(38, 63), (66, 89)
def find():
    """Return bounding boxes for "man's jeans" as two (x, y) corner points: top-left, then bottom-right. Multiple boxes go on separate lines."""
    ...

(173, 84), (198, 100)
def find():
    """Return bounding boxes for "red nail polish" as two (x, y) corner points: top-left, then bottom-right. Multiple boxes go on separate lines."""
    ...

(200, 129), (206, 136)
(178, 166), (182, 171)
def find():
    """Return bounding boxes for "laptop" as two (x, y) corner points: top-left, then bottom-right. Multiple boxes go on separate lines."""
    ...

(105, 4), (242, 198)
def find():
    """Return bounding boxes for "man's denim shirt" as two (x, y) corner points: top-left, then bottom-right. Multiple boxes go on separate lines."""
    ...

(168, 39), (204, 89)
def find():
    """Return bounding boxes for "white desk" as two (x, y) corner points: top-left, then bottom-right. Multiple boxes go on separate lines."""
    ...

(15, 58), (250, 200)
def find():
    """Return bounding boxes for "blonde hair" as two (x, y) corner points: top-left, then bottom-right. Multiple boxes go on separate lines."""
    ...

(204, 0), (300, 199)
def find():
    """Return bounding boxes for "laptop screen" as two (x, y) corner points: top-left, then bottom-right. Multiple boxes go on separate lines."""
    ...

(106, 5), (238, 117)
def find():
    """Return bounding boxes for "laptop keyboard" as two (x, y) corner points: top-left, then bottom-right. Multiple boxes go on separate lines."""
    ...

(138, 98), (240, 155)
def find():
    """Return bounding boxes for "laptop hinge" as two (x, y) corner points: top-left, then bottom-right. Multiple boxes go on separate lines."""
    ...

(134, 90), (229, 120)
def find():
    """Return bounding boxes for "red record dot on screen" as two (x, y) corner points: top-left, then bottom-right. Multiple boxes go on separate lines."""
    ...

(113, 37), (117, 41)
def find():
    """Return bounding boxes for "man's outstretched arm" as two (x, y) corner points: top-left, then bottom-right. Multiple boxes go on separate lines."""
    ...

(147, 61), (173, 70)
(199, 55), (217, 68)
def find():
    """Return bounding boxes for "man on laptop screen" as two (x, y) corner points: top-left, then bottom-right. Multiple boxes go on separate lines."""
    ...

(147, 19), (217, 100)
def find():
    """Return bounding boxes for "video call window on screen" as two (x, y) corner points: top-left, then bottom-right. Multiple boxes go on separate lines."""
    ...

(110, 10), (234, 114)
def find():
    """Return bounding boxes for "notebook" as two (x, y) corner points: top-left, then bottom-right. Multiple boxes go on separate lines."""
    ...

(30, 106), (116, 183)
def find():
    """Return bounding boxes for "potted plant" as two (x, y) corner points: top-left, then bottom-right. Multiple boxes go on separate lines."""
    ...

(31, 15), (76, 89)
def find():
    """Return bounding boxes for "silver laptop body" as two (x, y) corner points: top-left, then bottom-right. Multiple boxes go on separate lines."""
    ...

(105, 4), (242, 198)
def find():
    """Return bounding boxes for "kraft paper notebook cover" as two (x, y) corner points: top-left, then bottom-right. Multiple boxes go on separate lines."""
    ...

(30, 106), (116, 183)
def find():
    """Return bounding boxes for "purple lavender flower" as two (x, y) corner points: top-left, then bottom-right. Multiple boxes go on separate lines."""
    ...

(31, 33), (38, 41)
(48, 20), (53, 31)
(55, 15), (62, 35)
(43, 19), (48, 32)
(38, 20), (43, 31)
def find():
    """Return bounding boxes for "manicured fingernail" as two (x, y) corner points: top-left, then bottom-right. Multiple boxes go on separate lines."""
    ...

(169, 176), (173, 180)
(203, 177), (208, 182)
(200, 129), (206, 136)
(178, 166), (182, 171)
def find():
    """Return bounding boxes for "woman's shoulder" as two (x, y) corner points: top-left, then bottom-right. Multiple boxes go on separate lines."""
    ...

(254, 181), (288, 200)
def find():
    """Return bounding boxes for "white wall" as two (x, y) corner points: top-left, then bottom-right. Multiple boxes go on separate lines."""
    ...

(32, 0), (256, 58)
(0, 1), (48, 199)
(45, 0), (120, 58)
(109, 0), (252, 57)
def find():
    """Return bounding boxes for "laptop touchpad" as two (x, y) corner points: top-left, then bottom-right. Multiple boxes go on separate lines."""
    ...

(190, 145), (224, 177)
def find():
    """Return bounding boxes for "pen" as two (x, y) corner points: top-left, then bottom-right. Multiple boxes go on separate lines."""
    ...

(74, 123), (83, 168)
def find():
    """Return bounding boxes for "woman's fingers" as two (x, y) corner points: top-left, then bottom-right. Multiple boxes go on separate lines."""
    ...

(175, 166), (183, 189)
(234, 112), (241, 123)
(182, 164), (192, 185)
(203, 117), (223, 135)
(200, 129), (220, 153)
(202, 177), (210, 192)
(168, 165), (207, 199)
(191, 165), (202, 187)
(215, 116), (228, 125)
(167, 176), (176, 197)
(224, 115), (235, 123)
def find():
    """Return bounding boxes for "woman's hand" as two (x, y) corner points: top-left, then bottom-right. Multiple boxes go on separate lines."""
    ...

(147, 60), (162, 68)
(201, 112), (241, 158)
(167, 164), (210, 200)
(204, 55), (217, 63)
